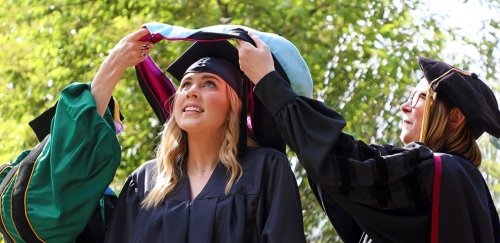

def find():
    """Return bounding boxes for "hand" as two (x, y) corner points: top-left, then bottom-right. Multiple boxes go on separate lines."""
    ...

(106, 28), (153, 72)
(237, 32), (275, 85)
(91, 27), (153, 116)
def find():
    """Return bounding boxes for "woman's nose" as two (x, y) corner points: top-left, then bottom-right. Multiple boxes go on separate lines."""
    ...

(400, 99), (411, 113)
(186, 86), (199, 98)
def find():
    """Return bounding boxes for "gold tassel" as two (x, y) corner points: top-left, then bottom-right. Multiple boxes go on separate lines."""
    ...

(113, 97), (121, 121)
(451, 67), (471, 77)
(419, 87), (434, 143)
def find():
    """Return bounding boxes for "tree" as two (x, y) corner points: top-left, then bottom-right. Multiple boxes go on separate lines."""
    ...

(1, 0), (498, 242)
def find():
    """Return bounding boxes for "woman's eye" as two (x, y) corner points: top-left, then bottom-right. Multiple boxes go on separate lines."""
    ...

(204, 81), (216, 88)
(180, 82), (192, 89)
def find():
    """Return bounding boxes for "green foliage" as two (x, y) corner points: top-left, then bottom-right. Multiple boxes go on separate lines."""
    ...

(1, 0), (498, 241)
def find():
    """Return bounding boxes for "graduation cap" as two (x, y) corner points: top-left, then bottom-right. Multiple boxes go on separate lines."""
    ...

(135, 23), (314, 154)
(29, 98), (124, 142)
(418, 57), (500, 139)
(167, 41), (244, 98)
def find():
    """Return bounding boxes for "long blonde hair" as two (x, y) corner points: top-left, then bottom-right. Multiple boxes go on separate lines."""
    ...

(142, 84), (244, 208)
(421, 93), (482, 166)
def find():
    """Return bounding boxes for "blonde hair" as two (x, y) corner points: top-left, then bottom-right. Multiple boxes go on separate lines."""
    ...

(142, 84), (244, 208)
(421, 93), (482, 166)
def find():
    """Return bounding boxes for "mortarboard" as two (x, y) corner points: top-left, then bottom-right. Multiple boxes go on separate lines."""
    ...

(418, 57), (500, 139)
(167, 41), (243, 98)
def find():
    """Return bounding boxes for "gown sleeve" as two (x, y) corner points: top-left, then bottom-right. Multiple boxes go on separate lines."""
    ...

(254, 71), (434, 208)
(258, 150), (306, 243)
(0, 151), (30, 181)
(0, 83), (121, 242)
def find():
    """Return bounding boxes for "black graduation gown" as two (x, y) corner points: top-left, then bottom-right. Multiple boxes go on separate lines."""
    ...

(254, 71), (500, 243)
(105, 147), (306, 243)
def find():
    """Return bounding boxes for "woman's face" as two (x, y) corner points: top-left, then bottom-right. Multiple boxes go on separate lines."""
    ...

(174, 72), (231, 134)
(400, 78), (429, 145)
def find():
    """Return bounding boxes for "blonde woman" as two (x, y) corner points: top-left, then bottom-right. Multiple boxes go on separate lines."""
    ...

(238, 33), (500, 243)
(104, 40), (305, 242)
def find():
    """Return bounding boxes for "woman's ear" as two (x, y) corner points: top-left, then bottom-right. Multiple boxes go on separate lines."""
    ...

(448, 107), (466, 130)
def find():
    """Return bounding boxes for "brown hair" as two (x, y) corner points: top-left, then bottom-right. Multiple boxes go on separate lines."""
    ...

(422, 94), (482, 166)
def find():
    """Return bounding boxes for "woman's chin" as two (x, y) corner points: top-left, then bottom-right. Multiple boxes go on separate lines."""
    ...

(400, 132), (416, 145)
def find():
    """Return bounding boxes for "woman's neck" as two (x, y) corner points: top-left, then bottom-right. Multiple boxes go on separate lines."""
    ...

(185, 132), (224, 200)
(186, 132), (223, 176)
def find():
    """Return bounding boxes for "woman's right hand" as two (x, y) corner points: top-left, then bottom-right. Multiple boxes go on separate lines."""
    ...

(91, 27), (153, 116)
(105, 28), (153, 72)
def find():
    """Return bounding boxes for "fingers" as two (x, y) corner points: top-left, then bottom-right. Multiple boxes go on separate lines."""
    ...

(139, 40), (154, 57)
(128, 27), (151, 40)
(248, 32), (267, 50)
(140, 48), (148, 57)
(141, 41), (154, 49)
(109, 32), (154, 68)
(125, 28), (154, 58)
(133, 29), (153, 58)
(236, 38), (252, 52)
(238, 31), (273, 60)
(236, 32), (275, 85)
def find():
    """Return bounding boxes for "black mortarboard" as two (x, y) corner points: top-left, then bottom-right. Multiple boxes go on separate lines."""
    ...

(168, 42), (244, 100)
(29, 98), (124, 142)
(29, 102), (57, 142)
(418, 57), (500, 139)
(184, 57), (244, 99)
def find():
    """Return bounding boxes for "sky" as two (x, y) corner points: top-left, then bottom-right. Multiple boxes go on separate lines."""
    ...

(413, 0), (499, 93)
(416, 0), (496, 35)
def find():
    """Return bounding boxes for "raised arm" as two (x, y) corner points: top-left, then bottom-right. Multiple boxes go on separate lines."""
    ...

(91, 27), (152, 115)
(238, 34), (434, 207)
(0, 28), (154, 243)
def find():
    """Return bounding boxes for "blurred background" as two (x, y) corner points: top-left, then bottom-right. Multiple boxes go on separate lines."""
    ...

(1, 0), (498, 242)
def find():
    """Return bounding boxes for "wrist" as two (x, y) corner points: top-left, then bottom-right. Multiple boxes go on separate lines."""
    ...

(251, 69), (275, 85)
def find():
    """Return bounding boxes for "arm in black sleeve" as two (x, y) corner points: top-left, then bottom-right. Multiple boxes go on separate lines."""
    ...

(254, 71), (346, 178)
(253, 71), (434, 209)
